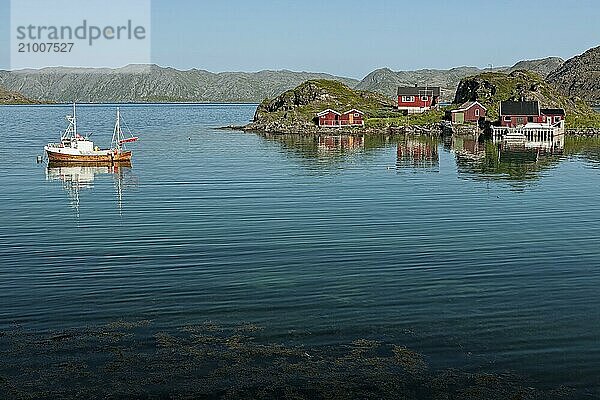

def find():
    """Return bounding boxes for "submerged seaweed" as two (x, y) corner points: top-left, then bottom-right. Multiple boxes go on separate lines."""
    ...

(0, 321), (576, 400)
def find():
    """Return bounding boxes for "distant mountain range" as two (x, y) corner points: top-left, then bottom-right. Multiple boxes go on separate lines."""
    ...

(0, 55), (584, 104)
(355, 57), (565, 101)
(0, 65), (358, 103)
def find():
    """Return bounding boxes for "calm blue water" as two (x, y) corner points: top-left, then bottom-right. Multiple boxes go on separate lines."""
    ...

(1, 104), (600, 397)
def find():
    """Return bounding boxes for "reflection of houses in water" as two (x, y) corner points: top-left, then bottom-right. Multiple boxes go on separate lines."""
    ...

(450, 134), (486, 161)
(492, 127), (564, 154)
(397, 139), (439, 168)
(317, 135), (364, 152)
(454, 132), (565, 184)
(46, 164), (135, 217)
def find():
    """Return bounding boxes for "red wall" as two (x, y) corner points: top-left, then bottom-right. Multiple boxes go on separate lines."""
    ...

(319, 112), (339, 126)
(463, 104), (486, 121)
(339, 111), (364, 125)
(398, 95), (438, 108)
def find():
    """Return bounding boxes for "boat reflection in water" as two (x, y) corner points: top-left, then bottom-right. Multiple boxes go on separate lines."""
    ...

(396, 137), (439, 170)
(454, 132), (565, 185)
(317, 135), (364, 152)
(46, 162), (136, 217)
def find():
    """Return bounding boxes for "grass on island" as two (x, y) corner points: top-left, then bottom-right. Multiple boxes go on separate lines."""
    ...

(365, 108), (446, 128)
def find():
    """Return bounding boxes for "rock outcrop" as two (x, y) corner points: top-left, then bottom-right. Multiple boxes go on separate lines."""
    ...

(547, 45), (600, 103)
(508, 57), (564, 78)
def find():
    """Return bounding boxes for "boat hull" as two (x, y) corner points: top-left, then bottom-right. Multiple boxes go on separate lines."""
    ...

(46, 149), (132, 164)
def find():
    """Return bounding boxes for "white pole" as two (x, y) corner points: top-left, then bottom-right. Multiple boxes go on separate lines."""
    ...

(73, 102), (77, 137)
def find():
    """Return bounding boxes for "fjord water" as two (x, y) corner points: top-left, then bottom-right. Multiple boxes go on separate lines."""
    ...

(1, 104), (600, 396)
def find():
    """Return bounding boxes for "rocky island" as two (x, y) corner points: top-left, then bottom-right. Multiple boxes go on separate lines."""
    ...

(240, 68), (600, 135)
(242, 80), (399, 134)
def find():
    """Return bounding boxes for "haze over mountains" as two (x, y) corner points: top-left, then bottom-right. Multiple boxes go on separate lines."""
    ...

(0, 54), (591, 104)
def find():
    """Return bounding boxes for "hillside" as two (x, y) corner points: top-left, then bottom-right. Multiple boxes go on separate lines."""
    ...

(246, 80), (397, 132)
(355, 66), (484, 102)
(547, 45), (600, 103)
(0, 86), (38, 104)
(453, 70), (600, 127)
(508, 57), (564, 77)
(355, 58), (564, 102)
(0, 65), (359, 103)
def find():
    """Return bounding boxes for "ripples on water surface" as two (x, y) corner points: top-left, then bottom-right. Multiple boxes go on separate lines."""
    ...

(1, 104), (600, 398)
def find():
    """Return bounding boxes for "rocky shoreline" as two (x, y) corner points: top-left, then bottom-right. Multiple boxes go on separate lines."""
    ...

(219, 122), (600, 138)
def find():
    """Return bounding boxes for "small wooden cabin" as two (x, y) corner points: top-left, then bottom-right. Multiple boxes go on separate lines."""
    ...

(540, 108), (565, 126)
(316, 109), (341, 127)
(449, 101), (486, 124)
(339, 109), (364, 126)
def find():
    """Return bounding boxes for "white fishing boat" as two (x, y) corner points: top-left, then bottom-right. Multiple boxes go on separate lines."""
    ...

(44, 104), (138, 165)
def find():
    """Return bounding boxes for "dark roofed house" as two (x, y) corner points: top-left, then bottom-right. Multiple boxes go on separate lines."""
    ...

(500, 100), (540, 127)
(540, 108), (566, 126)
(397, 86), (441, 114)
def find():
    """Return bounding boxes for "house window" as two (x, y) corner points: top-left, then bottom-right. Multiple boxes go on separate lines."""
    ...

(402, 96), (415, 102)
(504, 116), (511, 122)
(354, 113), (360, 117)
(527, 116), (534, 123)
(554, 116), (561, 122)
(421, 96), (428, 101)
(475, 109), (480, 117)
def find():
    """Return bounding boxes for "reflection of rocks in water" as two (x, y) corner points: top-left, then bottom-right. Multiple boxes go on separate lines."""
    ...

(397, 138), (439, 170)
(0, 322), (574, 399)
(450, 134), (486, 162)
(46, 164), (137, 216)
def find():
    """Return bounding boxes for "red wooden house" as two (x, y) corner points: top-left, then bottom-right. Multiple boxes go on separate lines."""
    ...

(499, 100), (540, 127)
(316, 109), (341, 127)
(499, 101), (565, 128)
(540, 108), (565, 126)
(449, 101), (486, 124)
(397, 86), (441, 114)
(339, 109), (364, 126)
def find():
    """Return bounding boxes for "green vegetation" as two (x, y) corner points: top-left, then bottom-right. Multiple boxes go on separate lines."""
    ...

(454, 70), (600, 128)
(365, 109), (445, 128)
(0, 87), (39, 104)
(252, 79), (398, 128)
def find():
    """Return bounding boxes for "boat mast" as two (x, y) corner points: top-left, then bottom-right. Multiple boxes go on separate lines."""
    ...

(62, 102), (78, 141)
(73, 103), (77, 137)
(112, 107), (122, 151)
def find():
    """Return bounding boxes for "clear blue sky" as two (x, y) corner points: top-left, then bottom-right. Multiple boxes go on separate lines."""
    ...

(2, 0), (599, 78)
